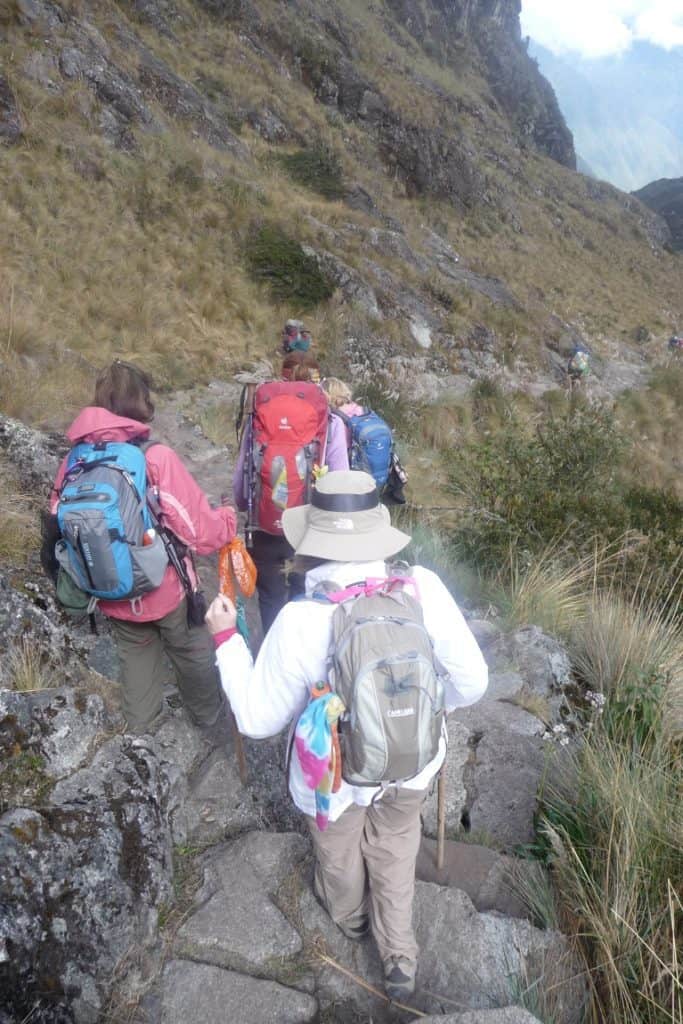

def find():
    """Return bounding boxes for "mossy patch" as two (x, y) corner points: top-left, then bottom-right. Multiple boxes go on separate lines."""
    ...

(0, 750), (52, 813)
(244, 224), (335, 308)
(278, 144), (344, 200)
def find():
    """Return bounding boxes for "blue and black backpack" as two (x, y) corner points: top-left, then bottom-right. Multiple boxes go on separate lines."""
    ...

(55, 440), (168, 601)
(334, 408), (394, 490)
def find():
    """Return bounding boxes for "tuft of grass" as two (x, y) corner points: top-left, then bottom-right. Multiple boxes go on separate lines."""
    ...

(570, 583), (683, 739)
(493, 541), (600, 638)
(540, 731), (682, 1024)
(0, 454), (42, 567)
(6, 639), (58, 692)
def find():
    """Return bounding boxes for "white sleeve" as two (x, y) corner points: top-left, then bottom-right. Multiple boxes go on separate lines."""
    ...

(413, 566), (488, 711)
(215, 601), (330, 739)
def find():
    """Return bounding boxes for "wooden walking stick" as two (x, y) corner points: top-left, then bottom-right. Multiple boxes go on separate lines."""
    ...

(436, 765), (446, 872)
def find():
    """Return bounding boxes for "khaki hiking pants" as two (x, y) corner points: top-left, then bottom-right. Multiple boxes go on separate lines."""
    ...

(307, 786), (427, 965)
(109, 598), (223, 733)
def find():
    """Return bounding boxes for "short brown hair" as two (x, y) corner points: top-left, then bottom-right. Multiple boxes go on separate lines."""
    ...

(94, 360), (155, 423)
(281, 352), (305, 381)
(293, 353), (321, 383)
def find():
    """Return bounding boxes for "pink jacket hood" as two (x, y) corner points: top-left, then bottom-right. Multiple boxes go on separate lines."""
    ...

(66, 407), (151, 445)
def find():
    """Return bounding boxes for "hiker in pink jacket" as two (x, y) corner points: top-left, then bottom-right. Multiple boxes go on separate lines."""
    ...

(49, 360), (237, 733)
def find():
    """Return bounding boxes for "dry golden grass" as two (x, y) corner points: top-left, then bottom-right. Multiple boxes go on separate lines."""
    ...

(5, 639), (58, 691)
(0, 0), (680, 502)
(0, 454), (42, 566)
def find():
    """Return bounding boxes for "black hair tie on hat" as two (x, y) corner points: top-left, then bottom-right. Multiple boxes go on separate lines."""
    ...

(311, 489), (379, 513)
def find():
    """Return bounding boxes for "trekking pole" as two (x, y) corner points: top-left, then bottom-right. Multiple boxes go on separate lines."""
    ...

(436, 765), (446, 872)
(242, 384), (256, 548)
(228, 707), (248, 785)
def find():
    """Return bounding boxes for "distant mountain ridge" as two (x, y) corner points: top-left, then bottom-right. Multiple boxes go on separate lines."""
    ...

(529, 40), (683, 191)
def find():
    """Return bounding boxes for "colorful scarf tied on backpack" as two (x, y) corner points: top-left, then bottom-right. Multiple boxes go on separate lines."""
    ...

(295, 684), (345, 831)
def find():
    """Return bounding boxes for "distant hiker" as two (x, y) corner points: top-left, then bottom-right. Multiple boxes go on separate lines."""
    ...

(567, 345), (590, 390)
(282, 319), (312, 355)
(47, 360), (237, 734)
(323, 377), (408, 504)
(233, 356), (349, 634)
(668, 334), (683, 354)
(205, 470), (488, 1003)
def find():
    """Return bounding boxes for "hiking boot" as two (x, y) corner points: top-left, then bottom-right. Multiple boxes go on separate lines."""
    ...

(384, 955), (416, 1001)
(337, 914), (370, 941)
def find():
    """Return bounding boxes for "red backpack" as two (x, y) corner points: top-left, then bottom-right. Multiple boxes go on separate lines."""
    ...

(251, 381), (329, 535)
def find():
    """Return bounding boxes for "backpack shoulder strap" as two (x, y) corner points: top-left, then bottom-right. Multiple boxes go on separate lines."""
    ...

(331, 408), (351, 427)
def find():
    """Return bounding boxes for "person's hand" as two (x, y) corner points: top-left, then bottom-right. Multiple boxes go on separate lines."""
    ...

(205, 594), (237, 634)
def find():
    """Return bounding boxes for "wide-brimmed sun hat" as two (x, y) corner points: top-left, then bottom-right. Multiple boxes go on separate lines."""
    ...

(282, 470), (411, 562)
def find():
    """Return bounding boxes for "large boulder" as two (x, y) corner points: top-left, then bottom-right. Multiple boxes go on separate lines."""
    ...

(0, 736), (174, 1024)
(416, 836), (541, 920)
(290, 872), (584, 1023)
(412, 883), (585, 1021)
(160, 960), (317, 1024)
(171, 747), (262, 845)
(414, 1010), (543, 1023)
(174, 831), (308, 978)
(0, 687), (111, 784)
(424, 626), (576, 850)
(0, 414), (64, 495)
(0, 571), (90, 688)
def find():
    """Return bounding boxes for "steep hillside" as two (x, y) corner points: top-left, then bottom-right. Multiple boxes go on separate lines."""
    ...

(0, 0), (681, 471)
(634, 176), (683, 253)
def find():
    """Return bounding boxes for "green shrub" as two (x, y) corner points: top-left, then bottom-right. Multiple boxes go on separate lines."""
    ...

(244, 225), (335, 308)
(448, 405), (627, 569)
(278, 144), (344, 200)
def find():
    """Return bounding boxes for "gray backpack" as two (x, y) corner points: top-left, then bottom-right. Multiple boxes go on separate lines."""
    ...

(323, 579), (446, 787)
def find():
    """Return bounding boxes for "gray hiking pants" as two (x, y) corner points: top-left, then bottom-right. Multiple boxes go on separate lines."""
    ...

(109, 598), (223, 732)
(306, 786), (427, 965)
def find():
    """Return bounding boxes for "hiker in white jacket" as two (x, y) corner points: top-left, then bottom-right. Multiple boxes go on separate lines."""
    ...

(205, 470), (488, 1003)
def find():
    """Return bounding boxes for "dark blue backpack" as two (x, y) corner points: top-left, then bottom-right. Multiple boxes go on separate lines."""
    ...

(55, 441), (167, 601)
(335, 409), (393, 489)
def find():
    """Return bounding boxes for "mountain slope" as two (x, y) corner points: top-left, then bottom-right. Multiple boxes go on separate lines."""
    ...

(634, 176), (683, 252)
(0, 0), (680, 444)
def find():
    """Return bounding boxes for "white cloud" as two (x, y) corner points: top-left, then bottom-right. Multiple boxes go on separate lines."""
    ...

(521, 0), (683, 58)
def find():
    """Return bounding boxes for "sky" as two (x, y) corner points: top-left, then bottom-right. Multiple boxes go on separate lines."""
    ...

(520, 0), (683, 58)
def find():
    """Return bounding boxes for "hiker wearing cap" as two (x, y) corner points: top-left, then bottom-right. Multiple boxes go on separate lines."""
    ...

(233, 356), (349, 635)
(282, 319), (312, 355)
(206, 471), (488, 1002)
(567, 345), (590, 390)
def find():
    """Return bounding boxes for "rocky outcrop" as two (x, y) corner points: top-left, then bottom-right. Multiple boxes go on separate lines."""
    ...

(0, 572), (90, 688)
(423, 621), (576, 849)
(417, 1010), (544, 1024)
(0, 734), (174, 1024)
(0, 76), (22, 144)
(0, 414), (64, 495)
(385, 0), (576, 168)
(8, 0), (246, 153)
(633, 177), (683, 252)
